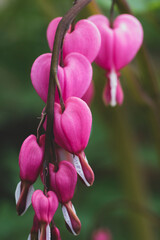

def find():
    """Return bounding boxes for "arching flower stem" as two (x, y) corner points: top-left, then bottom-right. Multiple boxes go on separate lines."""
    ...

(43, 0), (92, 194)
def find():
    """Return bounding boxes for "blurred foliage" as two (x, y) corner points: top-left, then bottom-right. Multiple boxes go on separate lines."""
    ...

(0, 0), (160, 239)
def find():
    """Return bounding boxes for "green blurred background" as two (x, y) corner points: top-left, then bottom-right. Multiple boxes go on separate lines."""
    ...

(0, 0), (160, 239)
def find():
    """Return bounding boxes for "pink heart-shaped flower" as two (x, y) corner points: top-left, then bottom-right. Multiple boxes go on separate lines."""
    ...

(32, 190), (58, 224)
(31, 53), (92, 103)
(47, 17), (101, 62)
(54, 97), (92, 154)
(49, 161), (77, 204)
(88, 14), (143, 70)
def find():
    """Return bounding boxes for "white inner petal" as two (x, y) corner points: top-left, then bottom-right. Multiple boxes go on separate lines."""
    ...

(109, 69), (117, 107)
(15, 182), (35, 216)
(27, 234), (31, 240)
(15, 181), (21, 204)
(73, 155), (90, 187)
(46, 224), (51, 240)
(62, 205), (77, 236)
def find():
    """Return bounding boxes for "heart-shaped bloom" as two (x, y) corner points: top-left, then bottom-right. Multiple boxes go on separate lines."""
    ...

(47, 17), (101, 62)
(31, 52), (92, 103)
(49, 161), (77, 204)
(32, 190), (58, 240)
(32, 190), (58, 224)
(88, 14), (143, 106)
(53, 97), (94, 186)
(54, 97), (92, 153)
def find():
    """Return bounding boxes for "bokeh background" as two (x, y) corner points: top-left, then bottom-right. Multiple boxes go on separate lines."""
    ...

(0, 0), (160, 239)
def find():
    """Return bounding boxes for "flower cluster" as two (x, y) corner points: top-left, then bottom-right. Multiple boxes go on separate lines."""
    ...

(15, 15), (100, 240)
(15, 7), (143, 240)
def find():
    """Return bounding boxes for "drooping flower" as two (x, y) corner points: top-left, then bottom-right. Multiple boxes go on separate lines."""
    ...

(16, 134), (45, 215)
(32, 190), (58, 240)
(31, 52), (92, 103)
(53, 96), (94, 186)
(47, 17), (101, 63)
(49, 161), (77, 204)
(88, 14), (143, 106)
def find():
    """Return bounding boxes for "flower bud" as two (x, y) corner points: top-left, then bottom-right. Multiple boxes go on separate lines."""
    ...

(16, 135), (45, 215)
(62, 201), (81, 235)
(47, 17), (101, 62)
(49, 161), (77, 204)
(19, 134), (45, 183)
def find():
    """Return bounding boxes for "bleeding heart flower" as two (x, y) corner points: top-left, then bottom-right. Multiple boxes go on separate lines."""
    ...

(32, 190), (58, 223)
(88, 14), (143, 106)
(31, 52), (92, 103)
(16, 134), (45, 216)
(32, 190), (58, 240)
(47, 17), (101, 63)
(54, 97), (92, 153)
(49, 161), (77, 204)
(53, 97), (94, 186)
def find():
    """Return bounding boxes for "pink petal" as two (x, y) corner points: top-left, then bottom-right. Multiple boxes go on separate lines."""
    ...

(82, 81), (94, 106)
(30, 53), (64, 103)
(103, 71), (124, 106)
(49, 161), (77, 203)
(47, 18), (101, 62)
(62, 201), (81, 235)
(32, 190), (58, 224)
(62, 52), (92, 101)
(88, 15), (114, 70)
(73, 153), (94, 186)
(47, 17), (62, 51)
(54, 97), (92, 154)
(31, 53), (92, 103)
(19, 134), (45, 183)
(113, 14), (143, 70)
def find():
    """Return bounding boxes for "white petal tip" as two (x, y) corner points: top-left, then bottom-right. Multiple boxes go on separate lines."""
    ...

(73, 155), (90, 187)
(62, 205), (77, 236)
